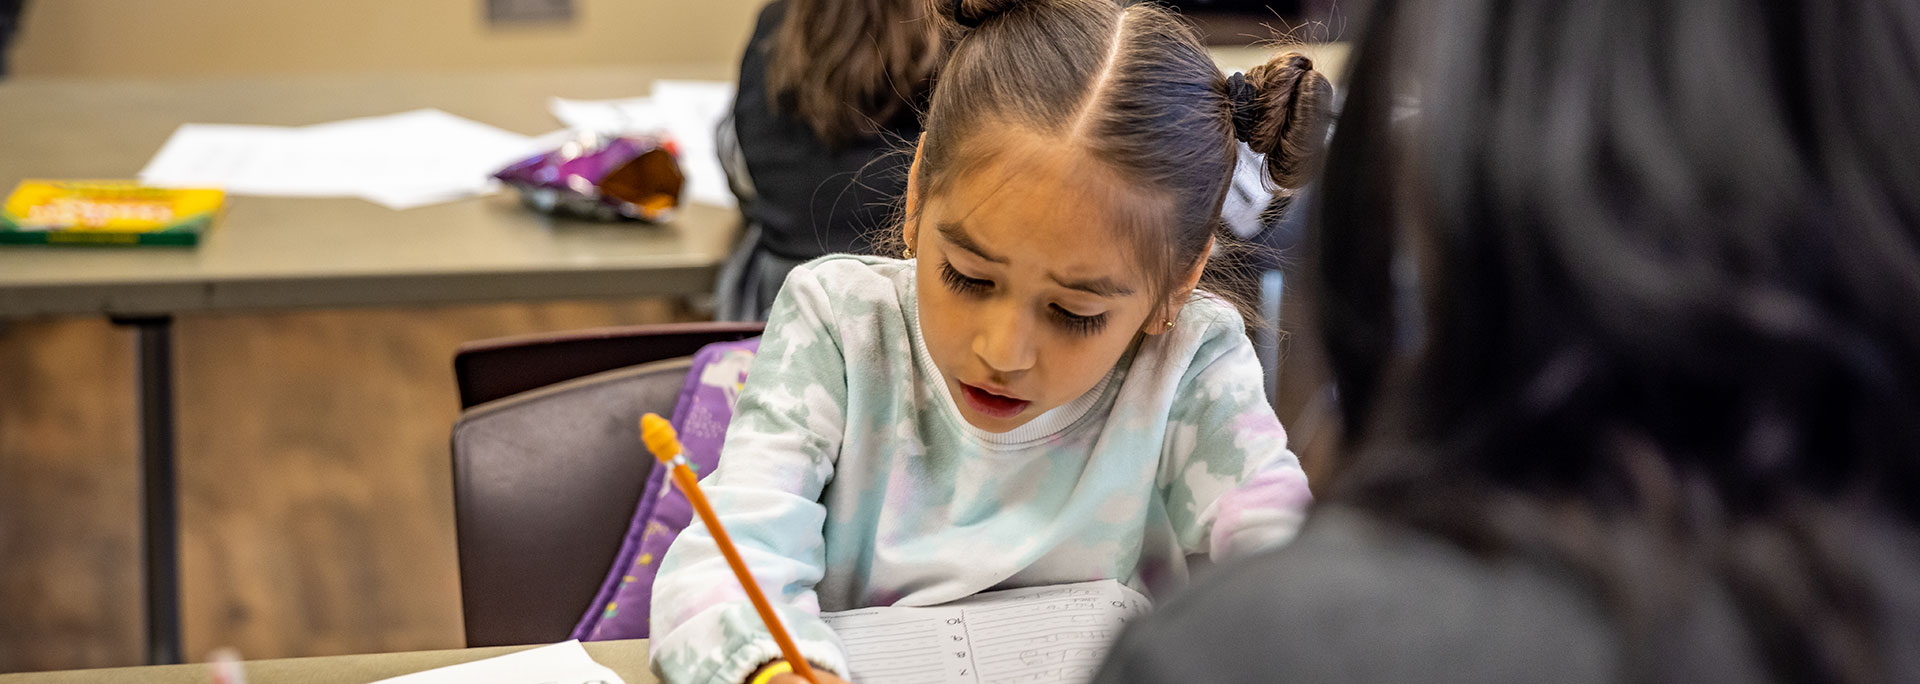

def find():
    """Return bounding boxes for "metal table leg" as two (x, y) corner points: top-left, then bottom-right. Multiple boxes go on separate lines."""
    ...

(113, 315), (181, 665)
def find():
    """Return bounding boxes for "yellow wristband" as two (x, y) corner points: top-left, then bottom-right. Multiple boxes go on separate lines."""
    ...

(748, 660), (794, 684)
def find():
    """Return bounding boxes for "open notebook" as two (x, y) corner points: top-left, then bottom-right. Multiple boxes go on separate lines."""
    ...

(821, 579), (1150, 684)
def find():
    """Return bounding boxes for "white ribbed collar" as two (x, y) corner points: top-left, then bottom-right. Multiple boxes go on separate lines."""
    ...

(899, 265), (1117, 450)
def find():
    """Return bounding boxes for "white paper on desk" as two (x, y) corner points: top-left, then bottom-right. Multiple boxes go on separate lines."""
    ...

(305, 109), (539, 209)
(548, 79), (737, 209)
(138, 109), (549, 210)
(139, 124), (364, 197)
(549, 96), (665, 135)
(821, 579), (1151, 684)
(370, 640), (625, 684)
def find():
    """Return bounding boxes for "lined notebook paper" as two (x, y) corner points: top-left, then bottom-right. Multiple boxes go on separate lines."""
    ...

(820, 580), (1150, 684)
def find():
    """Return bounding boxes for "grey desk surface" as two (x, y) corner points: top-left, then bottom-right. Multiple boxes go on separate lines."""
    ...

(0, 640), (655, 684)
(0, 66), (739, 318)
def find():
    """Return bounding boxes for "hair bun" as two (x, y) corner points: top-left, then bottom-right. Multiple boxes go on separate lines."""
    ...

(936, 0), (1025, 31)
(1238, 51), (1335, 189)
(1226, 72), (1260, 143)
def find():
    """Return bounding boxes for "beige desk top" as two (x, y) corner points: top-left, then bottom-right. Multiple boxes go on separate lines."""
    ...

(0, 640), (655, 684)
(0, 66), (738, 318)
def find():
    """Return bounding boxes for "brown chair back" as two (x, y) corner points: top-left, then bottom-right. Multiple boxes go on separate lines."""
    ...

(453, 322), (764, 409)
(449, 358), (691, 647)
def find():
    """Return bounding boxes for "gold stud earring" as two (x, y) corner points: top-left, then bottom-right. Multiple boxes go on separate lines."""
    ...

(1163, 319), (1176, 332)
(903, 246), (915, 259)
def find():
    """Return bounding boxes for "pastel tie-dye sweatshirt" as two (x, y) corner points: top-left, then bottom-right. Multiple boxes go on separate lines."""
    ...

(649, 255), (1310, 684)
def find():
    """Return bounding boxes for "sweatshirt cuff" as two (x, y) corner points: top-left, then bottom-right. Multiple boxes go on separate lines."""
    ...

(651, 601), (848, 684)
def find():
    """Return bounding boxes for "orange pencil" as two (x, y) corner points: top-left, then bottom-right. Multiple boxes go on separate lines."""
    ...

(640, 414), (821, 684)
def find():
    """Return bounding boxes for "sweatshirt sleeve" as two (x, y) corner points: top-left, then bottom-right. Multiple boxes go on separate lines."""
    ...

(649, 264), (852, 684)
(1158, 305), (1313, 561)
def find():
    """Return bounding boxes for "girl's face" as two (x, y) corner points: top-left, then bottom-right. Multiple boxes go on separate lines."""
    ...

(907, 142), (1184, 433)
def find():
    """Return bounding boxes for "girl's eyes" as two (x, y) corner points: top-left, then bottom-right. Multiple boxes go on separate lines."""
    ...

(1050, 305), (1109, 336)
(939, 260), (992, 294)
(939, 260), (1110, 337)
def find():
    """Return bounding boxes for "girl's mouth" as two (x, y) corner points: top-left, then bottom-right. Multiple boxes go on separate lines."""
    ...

(959, 382), (1032, 419)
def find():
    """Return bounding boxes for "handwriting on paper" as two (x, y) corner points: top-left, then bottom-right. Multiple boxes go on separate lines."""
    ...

(821, 579), (1150, 684)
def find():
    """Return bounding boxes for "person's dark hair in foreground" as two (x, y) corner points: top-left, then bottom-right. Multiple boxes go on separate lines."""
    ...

(1094, 0), (1920, 682)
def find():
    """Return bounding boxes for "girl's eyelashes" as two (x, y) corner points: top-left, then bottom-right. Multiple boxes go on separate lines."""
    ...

(939, 260), (993, 294)
(1051, 305), (1109, 336)
(941, 259), (1109, 336)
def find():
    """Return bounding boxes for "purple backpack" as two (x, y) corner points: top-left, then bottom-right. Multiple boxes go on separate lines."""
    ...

(572, 337), (759, 640)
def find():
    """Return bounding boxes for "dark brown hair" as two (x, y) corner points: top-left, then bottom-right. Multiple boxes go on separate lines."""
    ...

(768, 0), (945, 148)
(1315, 0), (1920, 680)
(916, 0), (1332, 319)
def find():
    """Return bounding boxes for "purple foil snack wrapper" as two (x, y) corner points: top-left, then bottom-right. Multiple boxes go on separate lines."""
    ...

(493, 133), (685, 221)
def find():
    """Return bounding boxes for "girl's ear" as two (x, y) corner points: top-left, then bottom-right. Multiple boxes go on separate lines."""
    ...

(903, 134), (926, 249)
(1145, 237), (1214, 335)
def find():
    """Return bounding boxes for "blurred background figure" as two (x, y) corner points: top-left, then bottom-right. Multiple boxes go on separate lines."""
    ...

(0, 0), (23, 78)
(1097, 0), (1920, 681)
(713, 0), (943, 321)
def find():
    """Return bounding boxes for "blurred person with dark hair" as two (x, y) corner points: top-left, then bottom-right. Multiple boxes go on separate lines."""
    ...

(0, 0), (24, 78)
(714, 0), (943, 320)
(1095, 0), (1920, 682)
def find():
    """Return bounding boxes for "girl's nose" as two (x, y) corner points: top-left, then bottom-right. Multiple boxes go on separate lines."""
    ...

(973, 304), (1037, 374)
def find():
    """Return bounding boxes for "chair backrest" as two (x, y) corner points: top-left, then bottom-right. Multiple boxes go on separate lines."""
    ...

(453, 322), (765, 409)
(450, 357), (691, 647)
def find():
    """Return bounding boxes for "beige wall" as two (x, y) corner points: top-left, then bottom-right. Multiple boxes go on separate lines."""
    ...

(11, 0), (759, 78)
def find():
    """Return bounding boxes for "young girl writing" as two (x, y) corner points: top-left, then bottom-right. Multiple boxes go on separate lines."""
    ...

(652, 1), (1333, 682)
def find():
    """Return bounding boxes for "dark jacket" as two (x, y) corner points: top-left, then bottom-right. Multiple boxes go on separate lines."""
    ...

(730, 0), (921, 261)
(1094, 506), (1780, 684)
